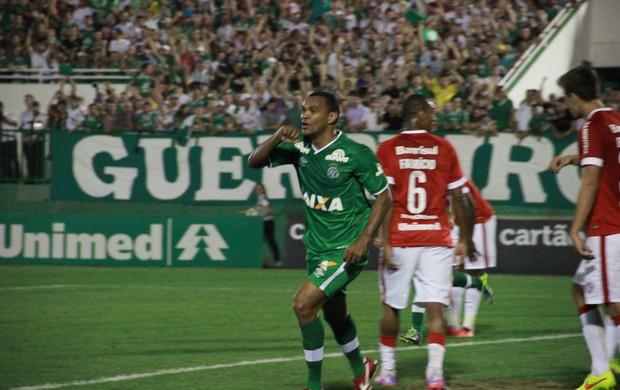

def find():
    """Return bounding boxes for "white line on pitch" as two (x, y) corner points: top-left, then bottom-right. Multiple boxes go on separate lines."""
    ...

(11, 333), (580, 390)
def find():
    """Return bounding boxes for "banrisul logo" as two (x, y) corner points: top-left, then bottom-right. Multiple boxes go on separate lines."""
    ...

(176, 224), (228, 261)
(0, 223), (162, 261)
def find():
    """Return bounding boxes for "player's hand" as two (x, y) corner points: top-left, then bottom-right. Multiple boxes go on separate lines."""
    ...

(276, 125), (300, 144)
(454, 240), (478, 266)
(373, 237), (383, 248)
(569, 230), (594, 260)
(343, 237), (369, 264)
(548, 155), (573, 174)
(381, 245), (398, 270)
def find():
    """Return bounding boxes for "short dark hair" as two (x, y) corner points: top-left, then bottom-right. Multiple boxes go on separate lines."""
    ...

(308, 91), (339, 114)
(558, 66), (598, 101)
(402, 94), (431, 124)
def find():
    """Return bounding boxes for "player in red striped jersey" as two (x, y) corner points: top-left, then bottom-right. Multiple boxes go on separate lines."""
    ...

(550, 66), (620, 390)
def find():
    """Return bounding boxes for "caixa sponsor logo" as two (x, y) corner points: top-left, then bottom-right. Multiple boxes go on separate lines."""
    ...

(0, 223), (228, 262)
(499, 224), (573, 247)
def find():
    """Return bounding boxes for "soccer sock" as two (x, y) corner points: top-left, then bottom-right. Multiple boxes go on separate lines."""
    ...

(452, 271), (472, 288)
(462, 288), (482, 330)
(579, 306), (609, 376)
(332, 315), (364, 378)
(603, 314), (616, 361)
(447, 287), (464, 329)
(412, 303), (426, 332)
(300, 318), (324, 389)
(426, 332), (446, 379)
(613, 314), (620, 358)
(379, 334), (397, 372)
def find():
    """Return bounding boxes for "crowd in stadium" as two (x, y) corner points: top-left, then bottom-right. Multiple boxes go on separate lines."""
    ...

(2, 0), (618, 141)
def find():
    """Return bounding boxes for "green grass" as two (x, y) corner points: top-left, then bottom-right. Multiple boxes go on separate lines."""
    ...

(0, 266), (590, 389)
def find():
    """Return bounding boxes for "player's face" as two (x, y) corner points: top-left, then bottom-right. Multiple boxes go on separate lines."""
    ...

(301, 96), (335, 137)
(566, 93), (584, 118)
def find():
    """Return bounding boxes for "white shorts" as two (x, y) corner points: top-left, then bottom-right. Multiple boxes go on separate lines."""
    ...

(451, 216), (497, 270)
(573, 259), (596, 286)
(582, 233), (620, 305)
(379, 246), (452, 309)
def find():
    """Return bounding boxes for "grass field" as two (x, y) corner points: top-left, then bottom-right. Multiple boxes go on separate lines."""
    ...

(0, 265), (593, 389)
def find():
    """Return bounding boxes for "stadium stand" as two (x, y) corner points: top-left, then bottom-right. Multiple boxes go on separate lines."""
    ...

(0, 0), (602, 183)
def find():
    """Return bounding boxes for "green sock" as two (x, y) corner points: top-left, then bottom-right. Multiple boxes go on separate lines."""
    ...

(332, 315), (364, 378)
(453, 271), (482, 290)
(452, 271), (472, 288)
(412, 311), (424, 332)
(300, 318), (324, 390)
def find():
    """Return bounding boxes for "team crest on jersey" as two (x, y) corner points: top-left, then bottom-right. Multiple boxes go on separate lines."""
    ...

(325, 149), (349, 162)
(327, 166), (340, 179)
(299, 156), (308, 167)
(313, 260), (338, 278)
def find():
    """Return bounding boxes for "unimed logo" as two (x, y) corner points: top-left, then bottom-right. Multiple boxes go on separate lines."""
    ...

(0, 223), (163, 261)
(0, 221), (233, 264)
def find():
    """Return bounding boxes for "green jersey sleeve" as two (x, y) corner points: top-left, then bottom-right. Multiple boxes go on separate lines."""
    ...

(269, 140), (303, 167)
(353, 144), (388, 195)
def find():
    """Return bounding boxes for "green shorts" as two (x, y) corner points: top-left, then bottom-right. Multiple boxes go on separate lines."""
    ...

(306, 249), (366, 298)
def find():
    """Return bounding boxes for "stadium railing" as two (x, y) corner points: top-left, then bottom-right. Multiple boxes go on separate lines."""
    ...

(0, 68), (137, 83)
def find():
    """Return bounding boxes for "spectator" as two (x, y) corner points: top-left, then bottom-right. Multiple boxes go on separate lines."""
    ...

(261, 98), (284, 132)
(19, 95), (35, 131)
(449, 98), (470, 133)
(209, 100), (236, 135)
(66, 96), (86, 134)
(382, 98), (403, 131)
(0, 101), (20, 180)
(491, 87), (515, 133)
(548, 97), (576, 141)
(114, 101), (136, 132)
(231, 94), (259, 134)
(514, 88), (542, 138)
(81, 103), (102, 132)
(156, 103), (175, 132)
(426, 69), (465, 110)
(101, 103), (118, 133)
(521, 105), (551, 141)
(345, 94), (369, 132)
(135, 100), (157, 132)
(27, 38), (51, 70)
(21, 100), (46, 182)
(360, 97), (386, 132)
(46, 98), (67, 132)
(282, 92), (303, 128)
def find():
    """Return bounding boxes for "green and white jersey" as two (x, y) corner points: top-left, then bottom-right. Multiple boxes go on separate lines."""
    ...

(270, 130), (388, 259)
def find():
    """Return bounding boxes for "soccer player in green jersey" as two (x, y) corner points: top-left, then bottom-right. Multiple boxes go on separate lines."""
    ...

(248, 91), (392, 390)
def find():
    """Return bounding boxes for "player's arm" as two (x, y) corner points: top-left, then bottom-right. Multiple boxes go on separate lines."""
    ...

(248, 125), (299, 168)
(380, 186), (397, 270)
(548, 154), (579, 173)
(450, 185), (476, 264)
(344, 187), (392, 264)
(569, 165), (600, 259)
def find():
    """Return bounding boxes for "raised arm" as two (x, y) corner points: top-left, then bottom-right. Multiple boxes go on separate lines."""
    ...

(248, 125), (299, 168)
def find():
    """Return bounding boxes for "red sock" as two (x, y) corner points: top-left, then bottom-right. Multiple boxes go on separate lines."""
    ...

(578, 304), (597, 315)
(612, 314), (620, 326)
(380, 334), (397, 347)
(428, 332), (446, 346)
